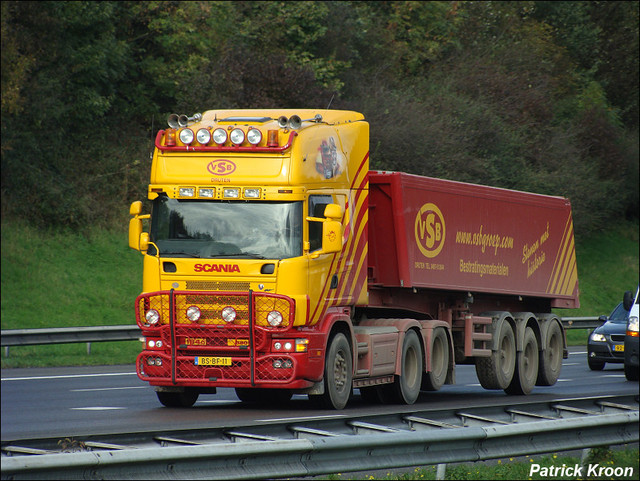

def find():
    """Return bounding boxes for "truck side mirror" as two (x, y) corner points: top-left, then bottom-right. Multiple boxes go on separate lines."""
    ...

(128, 201), (150, 252)
(623, 290), (634, 311)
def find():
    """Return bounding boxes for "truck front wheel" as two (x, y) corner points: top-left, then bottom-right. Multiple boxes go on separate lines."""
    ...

(311, 332), (353, 409)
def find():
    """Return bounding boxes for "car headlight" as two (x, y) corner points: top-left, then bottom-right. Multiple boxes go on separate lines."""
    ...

(590, 333), (606, 342)
(628, 316), (639, 336)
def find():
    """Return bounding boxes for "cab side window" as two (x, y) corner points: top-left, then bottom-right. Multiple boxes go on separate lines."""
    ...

(308, 195), (332, 252)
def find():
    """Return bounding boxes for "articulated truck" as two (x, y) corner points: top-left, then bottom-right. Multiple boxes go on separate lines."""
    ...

(128, 109), (579, 409)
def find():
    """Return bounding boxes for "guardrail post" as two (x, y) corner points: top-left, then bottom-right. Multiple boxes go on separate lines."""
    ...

(436, 463), (447, 480)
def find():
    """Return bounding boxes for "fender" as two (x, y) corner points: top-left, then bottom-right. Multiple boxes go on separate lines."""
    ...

(359, 318), (423, 376)
(306, 307), (356, 377)
(482, 311), (516, 352)
(536, 313), (568, 358)
(419, 319), (454, 381)
(512, 312), (540, 352)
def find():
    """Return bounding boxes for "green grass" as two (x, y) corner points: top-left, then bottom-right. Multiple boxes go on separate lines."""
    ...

(1, 219), (638, 368)
(324, 447), (639, 480)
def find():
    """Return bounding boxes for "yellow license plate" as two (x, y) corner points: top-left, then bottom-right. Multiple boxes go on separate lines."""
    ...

(227, 338), (249, 347)
(195, 357), (231, 366)
(614, 345), (624, 352)
(184, 337), (207, 346)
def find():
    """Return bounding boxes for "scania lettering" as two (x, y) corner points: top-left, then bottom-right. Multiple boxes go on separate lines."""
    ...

(129, 109), (579, 408)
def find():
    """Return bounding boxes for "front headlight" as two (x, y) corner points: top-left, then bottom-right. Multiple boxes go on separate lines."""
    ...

(267, 310), (283, 327)
(145, 309), (160, 326)
(590, 333), (606, 342)
(627, 316), (639, 335)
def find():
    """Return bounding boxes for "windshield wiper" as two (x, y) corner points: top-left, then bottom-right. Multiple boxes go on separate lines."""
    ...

(215, 252), (267, 259)
(161, 252), (201, 258)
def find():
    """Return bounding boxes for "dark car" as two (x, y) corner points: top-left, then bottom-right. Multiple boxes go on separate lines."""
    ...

(587, 301), (629, 370)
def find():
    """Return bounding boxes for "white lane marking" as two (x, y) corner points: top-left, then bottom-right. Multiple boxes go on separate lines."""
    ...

(71, 386), (147, 392)
(256, 414), (348, 423)
(2, 372), (137, 381)
(70, 407), (127, 411)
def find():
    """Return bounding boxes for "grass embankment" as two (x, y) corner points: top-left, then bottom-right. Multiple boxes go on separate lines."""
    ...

(325, 447), (638, 480)
(1, 220), (638, 368)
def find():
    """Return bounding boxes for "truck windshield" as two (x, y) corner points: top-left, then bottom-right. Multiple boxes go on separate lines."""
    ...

(150, 195), (303, 259)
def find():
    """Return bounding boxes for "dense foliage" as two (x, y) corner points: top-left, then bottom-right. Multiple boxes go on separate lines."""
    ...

(1, 1), (638, 237)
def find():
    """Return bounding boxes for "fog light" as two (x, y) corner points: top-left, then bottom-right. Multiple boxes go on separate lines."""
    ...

(186, 305), (201, 322)
(222, 306), (237, 323)
(273, 359), (282, 368)
(155, 357), (162, 366)
(282, 359), (293, 368)
(147, 357), (156, 366)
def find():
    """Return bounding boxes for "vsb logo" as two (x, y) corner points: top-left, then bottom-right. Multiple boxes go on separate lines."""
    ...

(414, 203), (445, 258)
(207, 160), (236, 176)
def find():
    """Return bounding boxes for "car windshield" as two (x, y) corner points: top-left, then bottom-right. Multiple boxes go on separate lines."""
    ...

(150, 195), (303, 259)
(608, 302), (630, 323)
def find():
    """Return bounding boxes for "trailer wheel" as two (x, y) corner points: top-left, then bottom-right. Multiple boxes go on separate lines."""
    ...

(312, 332), (352, 409)
(235, 388), (292, 404)
(423, 328), (449, 391)
(475, 319), (515, 390)
(537, 320), (563, 385)
(505, 327), (539, 395)
(156, 390), (199, 408)
(390, 329), (423, 404)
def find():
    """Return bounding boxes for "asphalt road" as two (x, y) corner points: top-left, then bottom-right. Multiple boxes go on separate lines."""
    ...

(2, 347), (637, 442)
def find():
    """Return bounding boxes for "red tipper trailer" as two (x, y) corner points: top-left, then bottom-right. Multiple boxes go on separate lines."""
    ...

(368, 171), (579, 310)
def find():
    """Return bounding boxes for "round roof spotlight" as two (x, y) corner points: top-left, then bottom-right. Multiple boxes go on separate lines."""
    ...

(196, 128), (211, 145)
(247, 128), (262, 145)
(179, 128), (194, 145)
(212, 128), (227, 145)
(230, 128), (245, 145)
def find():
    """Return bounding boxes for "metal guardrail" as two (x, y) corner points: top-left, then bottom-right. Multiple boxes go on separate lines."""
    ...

(0, 317), (600, 349)
(1, 397), (637, 480)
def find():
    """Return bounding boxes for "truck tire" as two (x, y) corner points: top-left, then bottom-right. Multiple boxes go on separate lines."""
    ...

(312, 332), (353, 409)
(537, 320), (563, 385)
(389, 329), (423, 404)
(505, 326), (539, 395)
(235, 388), (292, 404)
(423, 327), (449, 391)
(156, 390), (199, 407)
(475, 318), (516, 390)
